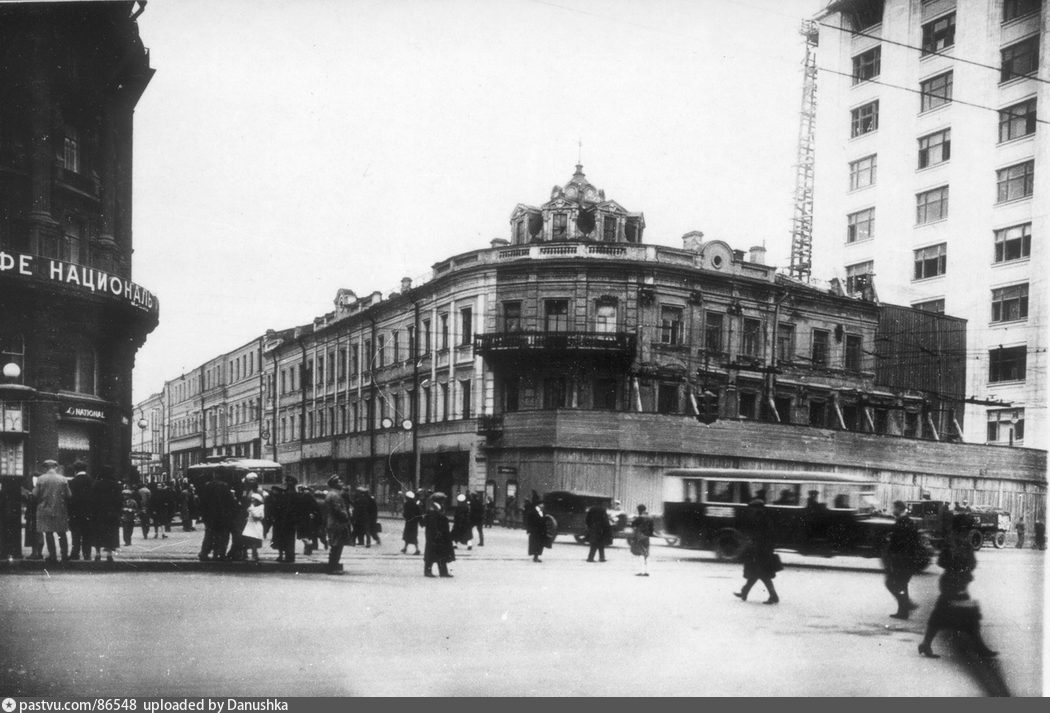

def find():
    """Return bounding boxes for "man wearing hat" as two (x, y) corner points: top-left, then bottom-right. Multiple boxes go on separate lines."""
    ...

(67, 462), (94, 560)
(400, 490), (422, 555)
(423, 492), (454, 577)
(33, 459), (71, 563)
(323, 475), (351, 574)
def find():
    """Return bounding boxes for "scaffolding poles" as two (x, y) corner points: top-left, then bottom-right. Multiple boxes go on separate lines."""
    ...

(788, 20), (819, 282)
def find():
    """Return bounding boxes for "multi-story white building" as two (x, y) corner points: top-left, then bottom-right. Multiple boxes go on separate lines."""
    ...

(811, 0), (1047, 449)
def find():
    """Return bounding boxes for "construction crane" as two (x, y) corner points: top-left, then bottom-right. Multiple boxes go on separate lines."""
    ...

(788, 20), (819, 282)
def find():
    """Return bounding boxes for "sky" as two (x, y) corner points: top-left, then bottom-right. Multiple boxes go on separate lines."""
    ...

(130, 0), (828, 402)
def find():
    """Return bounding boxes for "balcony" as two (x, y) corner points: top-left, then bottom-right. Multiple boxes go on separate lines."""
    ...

(474, 331), (636, 359)
(476, 414), (504, 437)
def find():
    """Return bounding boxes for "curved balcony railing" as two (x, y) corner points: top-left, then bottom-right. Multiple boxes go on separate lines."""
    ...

(475, 331), (635, 355)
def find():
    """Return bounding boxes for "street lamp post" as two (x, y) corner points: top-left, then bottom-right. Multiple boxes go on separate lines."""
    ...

(137, 415), (149, 481)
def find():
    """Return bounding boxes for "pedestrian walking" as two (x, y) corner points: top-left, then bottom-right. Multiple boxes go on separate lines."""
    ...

(323, 475), (351, 574)
(452, 493), (473, 550)
(351, 486), (373, 547)
(120, 484), (139, 547)
(1034, 520), (1046, 550)
(524, 498), (546, 563)
(883, 500), (925, 620)
(585, 502), (611, 563)
(423, 492), (454, 578)
(150, 481), (176, 538)
(136, 482), (152, 540)
(179, 483), (197, 532)
(629, 504), (655, 576)
(197, 472), (237, 561)
(33, 459), (70, 563)
(89, 466), (122, 562)
(228, 472), (262, 561)
(0, 475), (24, 560)
(469, 492), (485, 547)
(1014, 518), (1025, 549)
(400, 490), (422, 555)
(919, 514), (999, 660)
(300, 486), (325, 555)
(733, 498), (781, 604)
(241, 492), (266, 562)
(67, 463), (94, 560)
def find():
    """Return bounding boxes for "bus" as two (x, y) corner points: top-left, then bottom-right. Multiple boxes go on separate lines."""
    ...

(184, 457), (283, 491)
(662, 468), (899, 561)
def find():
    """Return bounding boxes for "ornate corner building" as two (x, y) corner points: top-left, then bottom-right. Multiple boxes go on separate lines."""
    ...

(0, 2), (158, 481)
(145, 165), (1044, 523)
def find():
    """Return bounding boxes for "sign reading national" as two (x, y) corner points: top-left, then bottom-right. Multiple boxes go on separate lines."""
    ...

(0, 250), (158, 314)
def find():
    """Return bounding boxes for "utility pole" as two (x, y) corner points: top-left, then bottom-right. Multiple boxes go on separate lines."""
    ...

(789, 20), (819, 282)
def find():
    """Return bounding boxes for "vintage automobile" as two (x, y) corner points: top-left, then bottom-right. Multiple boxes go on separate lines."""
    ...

(541, 491), (627, 543)
(906, 500), (1011, 550)
(662, 468), (900, 562)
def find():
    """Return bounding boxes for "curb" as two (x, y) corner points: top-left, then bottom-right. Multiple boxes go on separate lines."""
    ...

(0, 559), (339, 575)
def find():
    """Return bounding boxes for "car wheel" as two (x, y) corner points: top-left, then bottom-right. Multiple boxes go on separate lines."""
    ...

(714, 529), (745, 561)
(992, 531), (1006, 549)
(968, 529), (983, 550)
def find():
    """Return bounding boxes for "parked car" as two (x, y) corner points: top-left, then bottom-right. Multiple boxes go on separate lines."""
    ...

(541, 491), (625, 544)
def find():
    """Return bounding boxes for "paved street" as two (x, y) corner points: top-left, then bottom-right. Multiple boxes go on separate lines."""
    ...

(0, 521), (1043, 697)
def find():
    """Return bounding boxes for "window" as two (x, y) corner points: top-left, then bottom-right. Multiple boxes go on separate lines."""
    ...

(337, 348), (346, 380)
(595, 299), (618, 333)
(704, 313), (724, 353)
(406, 326), (415, 357)
(504, 376), (519, 412)
(56, 343), (97, 394)
(847, 208), (874, 243)
(848, 154), (877, 190)
(660, 305), (683, 345)
(440, 382), (449, 420)
(845, 334), (863, 371)
(594, 378), (617, 410)
(375, 337), (384, 368)
(991, 283), (1028, 322)
(920, 71), (952, 111)
(776, 323), (795, 362)
(852, 46), (881, 83)
(502, 302), (522, 332)
(918, 129), (951, 168)
(391, 333), (399, 364)
(916, 186), (949, 224)
(850, 101), (879, 137)
(1001, 37), (1039, 82)
(544, 377), (568, 409)
(921, 13), (955, 55)
(809, 400), (827, 427)
(994, 223), (1031, 263)
(811, 329), (829, 366)
(422, 319), (431, 354)
(996, 161), (1034, 202)
(989, 346), (1026, 382)
(317, 354), (326, 383)
(987, 409), (1024, 444)
(62, 126), (79, 173)
(742, 318), (762, 358)
(460, 380), (471, 420)
(913, 243), (947, 280)
(439, 314), (449, 350)
(460, 307), (472, 346)
(552, 213), (568, 240)
(350, 344), (359, 375)
(738, 392), (757, 420)
(999, 98), (1037, 142)
(846, 261), (873, 293)
(545, 299), (569, 332)
(603, 216), (617, 242)
(0, 330), (24, 382)
(1003, 0), (1041, 22)
(913, 298), (945, 313)
(657, 384), (678, 414)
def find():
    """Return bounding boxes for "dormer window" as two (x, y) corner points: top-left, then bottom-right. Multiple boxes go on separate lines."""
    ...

(603, 216), (617, 242)
(552, 213), (568, 240)
(515, 220), (526, 245)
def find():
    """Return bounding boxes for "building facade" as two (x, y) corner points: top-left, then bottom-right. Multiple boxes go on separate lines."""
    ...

(137, 165), (1045, 523)
(0, 2), (158, 483)
(811, 0), (1047, 448)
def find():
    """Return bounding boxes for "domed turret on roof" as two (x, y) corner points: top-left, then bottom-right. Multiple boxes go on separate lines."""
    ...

(509, 164), (644, 245)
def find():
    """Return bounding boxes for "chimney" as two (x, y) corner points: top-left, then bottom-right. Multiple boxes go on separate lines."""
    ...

(490, 238), (510, 248)
(681, 231), (704, 252)
(748, 245), (766, 264)
(401, 277), (413, 292)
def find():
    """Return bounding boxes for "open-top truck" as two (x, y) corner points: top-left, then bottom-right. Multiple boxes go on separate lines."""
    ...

(906, 500), (1011, 550)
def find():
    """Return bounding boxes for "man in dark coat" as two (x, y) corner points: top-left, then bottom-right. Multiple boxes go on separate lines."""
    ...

(150, 481), (176, 538)
(351, 487), (374, 547)
(423, 493), (454, 577)
(524, 499), (546, 563)
(734, 498), (780, 604)
(585, 503), (612, 563)
(323, 475), (351, 574)
(89, 466), (122, 562)
(469, 492), (485, 547)
(400, 491), (422, 555)
(272, 476), (311, 563)
(67, 464), (94, 560)
(197, 472), (237, 561)
(884, 500), (923, 620)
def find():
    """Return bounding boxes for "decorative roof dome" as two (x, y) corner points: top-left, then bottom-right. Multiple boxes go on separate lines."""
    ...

(550, 164), (604, 205)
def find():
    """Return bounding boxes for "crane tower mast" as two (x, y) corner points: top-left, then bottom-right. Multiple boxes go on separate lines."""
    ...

(788, 20), (819, 282)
